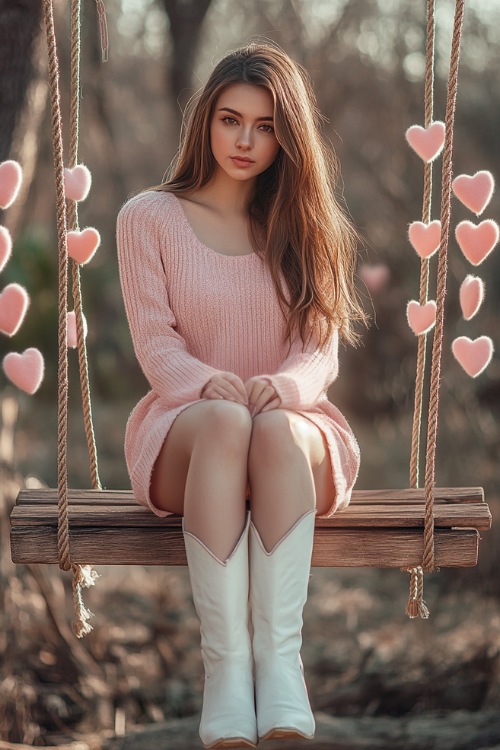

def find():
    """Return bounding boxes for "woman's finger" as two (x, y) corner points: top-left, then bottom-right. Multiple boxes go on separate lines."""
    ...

(252, 387), (280, 415)
(259, 396), (281, 413)
(220, 381), (247, 403)
(225, 374), (249, 403)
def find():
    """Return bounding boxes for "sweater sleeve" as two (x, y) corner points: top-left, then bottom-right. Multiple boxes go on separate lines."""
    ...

(261, 324), (339, 410)
(116, 194), (223, 407)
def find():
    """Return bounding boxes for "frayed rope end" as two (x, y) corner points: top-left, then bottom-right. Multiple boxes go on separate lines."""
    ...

(403, 566), (431, 620)
(71, 563), (99, 638)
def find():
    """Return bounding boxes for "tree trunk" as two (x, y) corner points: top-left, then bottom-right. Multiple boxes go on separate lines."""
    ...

(0, 0), (43, 162)
(161, 0), (214, 118)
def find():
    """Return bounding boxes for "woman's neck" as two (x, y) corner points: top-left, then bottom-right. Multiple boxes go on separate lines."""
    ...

(194, 171), (255, 216)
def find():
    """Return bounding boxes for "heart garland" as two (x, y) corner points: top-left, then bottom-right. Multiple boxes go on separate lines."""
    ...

(405, 122), (446, 163)
(67, 310), (88, 348)
(406, 300), (437, 336)
(0, 226), (12, 272)
(452, 171), (494, 215)
(0, 283), (30, 336)
(0, 164), (45, 393)
(0, 160), (22, 209)
(459, 275), (484, 321)
(358, 263), (390, 294)
(455, 219), (499, 266)
(451, 336), (494, 378)
(2, 347), (44, 394)
(408, 220), (441, 259)
(67, 227), (101, 264)
(405, 125), (496, 377)
(64, 164), (92, 202)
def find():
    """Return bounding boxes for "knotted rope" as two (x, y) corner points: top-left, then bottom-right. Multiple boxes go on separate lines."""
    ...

(44, 0), (106, 637)
(404, 0), (466, 618)
(409, 0), (436, 492)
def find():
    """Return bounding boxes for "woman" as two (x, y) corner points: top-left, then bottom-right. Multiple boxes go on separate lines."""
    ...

(117, 41), (365, 749)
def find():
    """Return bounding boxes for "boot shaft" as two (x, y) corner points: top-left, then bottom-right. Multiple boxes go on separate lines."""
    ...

(183, 513), (252, 674)
(249, 510), (315, 663)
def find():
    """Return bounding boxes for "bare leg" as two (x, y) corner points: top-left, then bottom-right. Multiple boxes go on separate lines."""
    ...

(248, 409), (335, 552)
(150, 399), (253, 561)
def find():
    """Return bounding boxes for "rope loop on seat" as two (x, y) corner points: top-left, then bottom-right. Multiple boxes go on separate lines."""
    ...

(406, 0), (466, 618)
(44, 0), (102, 637)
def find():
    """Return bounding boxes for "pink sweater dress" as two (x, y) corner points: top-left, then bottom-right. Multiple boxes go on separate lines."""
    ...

(116, 189), (360, 518)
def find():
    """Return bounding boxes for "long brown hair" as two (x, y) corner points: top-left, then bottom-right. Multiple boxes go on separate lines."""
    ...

(152, 41), (366, 350)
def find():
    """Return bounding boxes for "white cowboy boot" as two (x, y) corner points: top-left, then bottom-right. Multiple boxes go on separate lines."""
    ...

(249, 509), (316, 742)
(183, 512), (257, 749)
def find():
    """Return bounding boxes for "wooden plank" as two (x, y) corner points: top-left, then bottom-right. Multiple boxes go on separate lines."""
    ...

(10, 501), (492, 530)
(14, 486), (485, 507)
(10, 525), (479, 568)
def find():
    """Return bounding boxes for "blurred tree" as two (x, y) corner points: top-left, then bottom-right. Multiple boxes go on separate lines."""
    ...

(161, 0), (215, 117)
(0, 0), (42, 163)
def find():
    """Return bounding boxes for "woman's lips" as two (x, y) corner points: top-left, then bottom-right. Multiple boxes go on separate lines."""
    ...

(230, 156), (255, 168)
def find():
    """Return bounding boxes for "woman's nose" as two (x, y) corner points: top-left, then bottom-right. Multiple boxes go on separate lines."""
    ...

(236, 128), (252, 149)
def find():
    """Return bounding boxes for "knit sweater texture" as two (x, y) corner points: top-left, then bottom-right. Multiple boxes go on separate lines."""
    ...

(116, 189), (360, 517)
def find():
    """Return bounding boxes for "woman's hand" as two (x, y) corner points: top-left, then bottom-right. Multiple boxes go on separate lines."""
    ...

(201, 372), (248, 405)
(244, 376), (281, 417)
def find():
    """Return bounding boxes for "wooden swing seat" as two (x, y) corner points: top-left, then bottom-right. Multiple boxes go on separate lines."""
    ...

(10, 486), (491, 568)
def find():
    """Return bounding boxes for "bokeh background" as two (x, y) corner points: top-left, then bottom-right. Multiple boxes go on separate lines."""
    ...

(0, 1), (499, 747)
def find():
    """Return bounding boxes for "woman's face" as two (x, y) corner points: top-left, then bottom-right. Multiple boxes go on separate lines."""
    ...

(210, 83), (281, 182)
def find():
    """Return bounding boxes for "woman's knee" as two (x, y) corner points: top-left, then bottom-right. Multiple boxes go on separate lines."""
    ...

(191, 399), (253, 453)
(249, 409), (312, 464)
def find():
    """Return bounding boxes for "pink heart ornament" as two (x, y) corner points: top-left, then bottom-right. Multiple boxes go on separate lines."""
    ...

(0, 283), (30, 336)
(459, 275), (484, 321)
(406, 300), (437, 335)
(452, 336), (493, 378)
(3, 347), (44, 394)
(455, 220), (499, 266)
(405, 122), (445, 163)
(64, 164), (92, 202)
(452, 171), (494, 216)
(67, 310), (88, 348)
(67, 227), (101, 264)
(0, 160), (23, 209)
(358, 263), (390, 294)
(0, 226), (13, 272)
(408, 220), (441, 259)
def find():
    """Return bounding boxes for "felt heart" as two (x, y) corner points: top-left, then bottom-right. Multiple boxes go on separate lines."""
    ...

(452, 336), (493, 378)
(405, 122), (445, 163)
(452, 171), (494, 216)
(455, 220), (499, 266)
(3, 347), (44, 394)
(408, 220), (441, 259)
(67, 310), (88, 348)
(0, 160), (22, 209)
(0, 226), (12, 272)
(0, 283), (30, 336)
(67, 227), (101, 264)
(406, 300), (437, 335)
(459, 275), (484, 321)
(64, 164), (92, 202)
(358, 263), (390, 294)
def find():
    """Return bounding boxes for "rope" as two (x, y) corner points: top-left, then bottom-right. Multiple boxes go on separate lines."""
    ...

(423, 0), (465, 568)
(409, 0), (436, 490)
(405, 0), (466, 618)
(45, 0), (99, 638)
(43, 0), (70, 572)
(67, 0), (102, 491)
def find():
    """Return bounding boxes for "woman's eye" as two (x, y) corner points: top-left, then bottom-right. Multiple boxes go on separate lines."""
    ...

(259, 124), (274, 133)
(222, 116), (237, 125)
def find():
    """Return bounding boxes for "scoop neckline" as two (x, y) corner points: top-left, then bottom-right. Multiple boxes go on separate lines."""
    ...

(170, 192), (259, 260)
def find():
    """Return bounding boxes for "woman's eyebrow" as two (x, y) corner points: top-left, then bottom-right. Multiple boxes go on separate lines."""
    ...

(217, 106), (274, 122)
